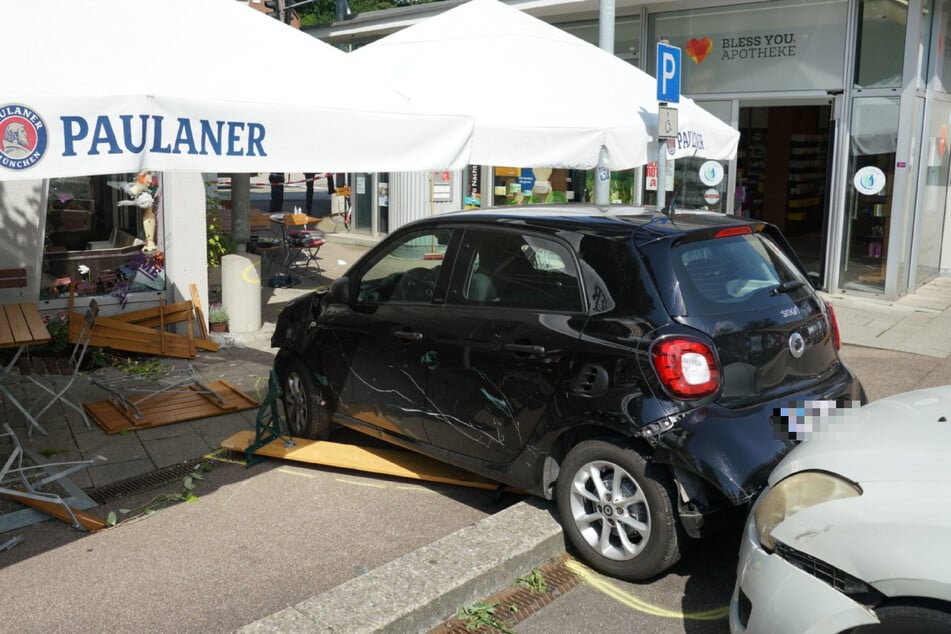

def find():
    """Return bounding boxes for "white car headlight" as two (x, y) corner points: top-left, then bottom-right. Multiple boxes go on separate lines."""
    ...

(753, 471), (862, 552)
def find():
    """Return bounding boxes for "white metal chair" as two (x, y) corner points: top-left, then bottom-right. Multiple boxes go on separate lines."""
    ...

(23, 299), (99, 430)
(0, 423), (104, 530)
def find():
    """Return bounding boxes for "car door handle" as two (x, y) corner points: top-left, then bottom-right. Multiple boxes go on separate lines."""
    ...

(394, 330), (423, 341)
(503, 343), (546, 354)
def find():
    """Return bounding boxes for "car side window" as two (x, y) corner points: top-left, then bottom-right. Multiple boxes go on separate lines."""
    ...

(356, 229), (453, 305)
(453, 229), (582, 312)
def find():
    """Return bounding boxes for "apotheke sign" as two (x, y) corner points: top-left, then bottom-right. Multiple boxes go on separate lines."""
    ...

(656, 0), (847, 94)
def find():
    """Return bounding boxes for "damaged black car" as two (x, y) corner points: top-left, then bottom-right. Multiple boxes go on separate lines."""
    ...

(271, 205), (866, 581)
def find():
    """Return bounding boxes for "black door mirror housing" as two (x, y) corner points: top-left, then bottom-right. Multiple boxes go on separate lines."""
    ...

(329, 276), (350, 304)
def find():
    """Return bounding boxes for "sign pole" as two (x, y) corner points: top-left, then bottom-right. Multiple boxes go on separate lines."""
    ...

(655, 41), (681, 211)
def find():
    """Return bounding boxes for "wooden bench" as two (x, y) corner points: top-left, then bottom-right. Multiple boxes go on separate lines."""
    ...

(0, 268), (27, 292)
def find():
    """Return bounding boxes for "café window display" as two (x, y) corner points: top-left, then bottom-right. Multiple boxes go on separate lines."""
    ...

(42, 171), (166, 302)
(492, 167), (574, 205)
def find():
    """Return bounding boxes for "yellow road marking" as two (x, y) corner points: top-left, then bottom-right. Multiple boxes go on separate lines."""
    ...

(565, 559), (729, 620)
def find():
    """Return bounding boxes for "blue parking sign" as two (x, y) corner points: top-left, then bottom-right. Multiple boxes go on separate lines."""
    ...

(656, 42), (681, 104)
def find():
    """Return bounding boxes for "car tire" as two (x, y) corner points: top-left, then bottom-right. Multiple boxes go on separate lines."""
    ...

(847, 604), (951, 634)
(556, 440), (682, 581)
(279, 357), (330, 440)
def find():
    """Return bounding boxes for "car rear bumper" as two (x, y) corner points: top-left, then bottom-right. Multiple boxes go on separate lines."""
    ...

(655, 363), (865, 506)
(729, 510), (879, 634)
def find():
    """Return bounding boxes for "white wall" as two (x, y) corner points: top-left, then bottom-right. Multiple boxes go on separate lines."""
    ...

(163, 172), (210, 330)
(0, 179), (45, 304)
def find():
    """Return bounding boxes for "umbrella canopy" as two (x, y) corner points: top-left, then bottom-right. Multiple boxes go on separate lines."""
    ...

(351, 0), (739, 170)
(0, 0), (474, 181)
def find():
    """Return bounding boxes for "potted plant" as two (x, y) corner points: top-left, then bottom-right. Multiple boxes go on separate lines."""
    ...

(208, 304), (229, 333)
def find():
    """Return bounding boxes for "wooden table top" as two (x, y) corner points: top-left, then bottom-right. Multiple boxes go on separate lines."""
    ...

(270, 213), (320, 227)
(0, 302), (51, 349)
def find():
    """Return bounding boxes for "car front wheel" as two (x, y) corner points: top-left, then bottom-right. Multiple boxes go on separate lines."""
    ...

(847, 604), (951, 634)
(278, 358), (330, 440)
(556, 440), (682, 581)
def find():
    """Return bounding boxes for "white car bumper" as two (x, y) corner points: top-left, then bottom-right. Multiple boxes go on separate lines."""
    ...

(729, 512), (879, 634)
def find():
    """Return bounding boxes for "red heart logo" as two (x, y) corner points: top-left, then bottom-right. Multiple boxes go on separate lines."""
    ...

(686, 37), (713, 64)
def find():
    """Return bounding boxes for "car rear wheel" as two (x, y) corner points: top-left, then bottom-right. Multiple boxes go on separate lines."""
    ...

(847, 604), (951, 634)
(279, 358), (330, 440)
(556, 440), (682, 581)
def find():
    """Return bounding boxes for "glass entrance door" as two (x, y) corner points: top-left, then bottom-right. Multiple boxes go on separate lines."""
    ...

(839, 97), (899, 294)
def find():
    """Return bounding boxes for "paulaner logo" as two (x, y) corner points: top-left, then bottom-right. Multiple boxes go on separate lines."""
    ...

(0, 104), (47, 171)
(60, 114), (268, 158)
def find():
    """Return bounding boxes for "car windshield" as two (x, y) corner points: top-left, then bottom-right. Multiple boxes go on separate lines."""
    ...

(672, 232), (810, 314)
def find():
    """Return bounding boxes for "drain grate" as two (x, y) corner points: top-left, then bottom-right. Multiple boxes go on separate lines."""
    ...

(429, 553), (582, 633)
(87, 459), (206, 504)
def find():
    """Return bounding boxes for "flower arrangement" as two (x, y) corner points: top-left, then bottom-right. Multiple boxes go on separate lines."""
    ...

(42, 311), (69, 353)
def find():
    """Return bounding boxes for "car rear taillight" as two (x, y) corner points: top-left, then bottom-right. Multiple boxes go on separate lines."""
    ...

(651, 338), (720, 399)
(825, 302), (841, 350)
(714, 226), (753, 238)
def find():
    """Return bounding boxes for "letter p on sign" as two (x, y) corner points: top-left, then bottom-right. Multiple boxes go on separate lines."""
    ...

(656, 42), (681, 104)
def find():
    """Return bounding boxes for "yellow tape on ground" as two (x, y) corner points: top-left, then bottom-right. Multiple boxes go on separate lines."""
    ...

(564, 559), (729, 620)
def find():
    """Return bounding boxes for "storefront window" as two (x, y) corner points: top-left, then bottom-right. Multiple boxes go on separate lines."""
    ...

(42, 172), (166, 301)
(854, 0), (907, 89)
(840, 97), (899, 294)
(557, 15), (640, 64)
(914, 96), (951, 285)
(492, 167), (574, 205)
(351, 173), (372, 231)
(931, 0), (951, 92)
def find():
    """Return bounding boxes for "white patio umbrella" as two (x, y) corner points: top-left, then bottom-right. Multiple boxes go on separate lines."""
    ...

(0, 0), (474, 181)
(350, 0), (739, 170)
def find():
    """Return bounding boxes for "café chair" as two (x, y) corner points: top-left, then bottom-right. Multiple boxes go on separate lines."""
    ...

(23, 299), (99, 430)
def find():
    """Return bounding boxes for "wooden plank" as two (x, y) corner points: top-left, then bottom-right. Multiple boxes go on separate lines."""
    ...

(70, 314), (197, 359)
(190, 283), (209, 341)
(5, 304), (33, 344)
(0, 268), (27, 289)
(220, 431), (508, 491)
(193, 338), (219, 352)
(0, 305), (16, 347)
(20, 303), (51, 343)
(107, 301), (193, 327)
(2, 491), (106, 531)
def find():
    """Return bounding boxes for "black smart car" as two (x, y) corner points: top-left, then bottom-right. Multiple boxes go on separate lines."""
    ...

(271, 205), (865, 581)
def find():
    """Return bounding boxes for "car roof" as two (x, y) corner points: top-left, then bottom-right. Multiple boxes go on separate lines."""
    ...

(427, 204), (760, 239)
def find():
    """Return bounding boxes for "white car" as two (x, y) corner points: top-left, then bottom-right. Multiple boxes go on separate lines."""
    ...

(730, 386), (951, 634)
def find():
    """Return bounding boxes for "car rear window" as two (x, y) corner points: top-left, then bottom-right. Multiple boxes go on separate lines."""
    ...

(672, 232), (811, 315)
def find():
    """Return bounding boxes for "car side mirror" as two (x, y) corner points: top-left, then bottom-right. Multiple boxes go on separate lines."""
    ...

(329, 276), (351, 304)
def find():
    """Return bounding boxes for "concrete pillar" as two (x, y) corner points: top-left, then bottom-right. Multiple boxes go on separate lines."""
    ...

(221, 252), (261, 332)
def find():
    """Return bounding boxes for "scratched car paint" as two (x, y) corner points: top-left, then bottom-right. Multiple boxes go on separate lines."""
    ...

(271, 204), (866, 581)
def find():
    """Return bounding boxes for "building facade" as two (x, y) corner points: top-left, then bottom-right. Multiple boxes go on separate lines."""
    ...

(312, 0), (951, 300)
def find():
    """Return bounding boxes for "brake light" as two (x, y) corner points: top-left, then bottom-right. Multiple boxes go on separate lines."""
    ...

(714, 226), (753, 238)
(651, 338), (721, 399)
(825, 302), (841, 350)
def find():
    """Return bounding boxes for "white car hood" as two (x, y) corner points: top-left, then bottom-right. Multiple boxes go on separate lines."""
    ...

(767, 386), (951, 598)
(770, 385), (951, 485)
